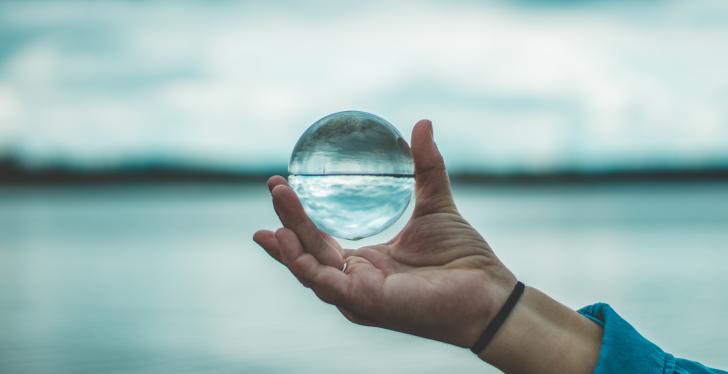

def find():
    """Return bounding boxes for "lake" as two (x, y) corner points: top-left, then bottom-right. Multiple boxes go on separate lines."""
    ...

(1, 182), (727, 373)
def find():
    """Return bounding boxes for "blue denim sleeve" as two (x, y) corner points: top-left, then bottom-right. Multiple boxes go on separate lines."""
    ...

(578, 303), (726, 374)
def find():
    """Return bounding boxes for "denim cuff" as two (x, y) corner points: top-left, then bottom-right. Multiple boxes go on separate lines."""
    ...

(578, 303), (675, 374)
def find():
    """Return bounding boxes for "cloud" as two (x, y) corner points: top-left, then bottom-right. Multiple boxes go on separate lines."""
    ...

(1, 0), (727, 171)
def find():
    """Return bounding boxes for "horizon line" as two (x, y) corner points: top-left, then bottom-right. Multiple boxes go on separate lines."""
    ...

(3, 161), (728, 186)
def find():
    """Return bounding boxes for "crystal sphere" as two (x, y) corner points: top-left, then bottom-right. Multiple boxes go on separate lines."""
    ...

(288, 111), (414, 240)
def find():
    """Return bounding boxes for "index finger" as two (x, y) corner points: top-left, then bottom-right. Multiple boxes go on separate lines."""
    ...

(271, 184), (345, 269)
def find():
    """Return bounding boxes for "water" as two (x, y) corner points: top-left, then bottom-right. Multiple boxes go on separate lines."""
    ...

(289, 111), (414, 240)
(288, 174), (414, 240)
(1, 183), (727, 373)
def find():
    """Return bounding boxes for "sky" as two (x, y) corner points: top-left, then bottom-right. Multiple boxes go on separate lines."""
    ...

(1, 0), (727, 173)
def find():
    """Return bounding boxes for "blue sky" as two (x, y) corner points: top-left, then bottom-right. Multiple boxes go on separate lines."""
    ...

(1, 0), (727, 172)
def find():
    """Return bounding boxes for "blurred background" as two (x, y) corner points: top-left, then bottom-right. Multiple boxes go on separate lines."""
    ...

(1, 0), (727, 373)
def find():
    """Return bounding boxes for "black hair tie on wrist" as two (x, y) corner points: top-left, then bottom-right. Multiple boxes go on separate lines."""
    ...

(470, 281), (525, 354)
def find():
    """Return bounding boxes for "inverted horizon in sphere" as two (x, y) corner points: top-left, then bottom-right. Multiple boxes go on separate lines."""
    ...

(289, 175), (414, 240)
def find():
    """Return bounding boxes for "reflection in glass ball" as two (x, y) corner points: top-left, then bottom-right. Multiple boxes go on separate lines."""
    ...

(288, 111), (414, 240)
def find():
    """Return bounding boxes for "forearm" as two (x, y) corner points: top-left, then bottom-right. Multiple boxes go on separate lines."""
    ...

(476, 286), (603, 373)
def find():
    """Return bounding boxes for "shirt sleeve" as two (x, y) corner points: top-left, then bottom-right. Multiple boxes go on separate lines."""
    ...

(577, 303), (727, 374)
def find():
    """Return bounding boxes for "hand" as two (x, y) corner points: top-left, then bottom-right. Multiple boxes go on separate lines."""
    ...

(253, 120), (516, 347)
(255, 120), (603, 373)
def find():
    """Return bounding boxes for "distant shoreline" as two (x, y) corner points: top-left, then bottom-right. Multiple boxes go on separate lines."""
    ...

(3, 160), (728, 186)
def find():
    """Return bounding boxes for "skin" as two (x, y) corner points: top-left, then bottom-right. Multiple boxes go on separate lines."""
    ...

(254, 120), (603, 373)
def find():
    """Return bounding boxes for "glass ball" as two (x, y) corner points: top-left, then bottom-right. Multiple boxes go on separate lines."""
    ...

(288, 111), (414, 240)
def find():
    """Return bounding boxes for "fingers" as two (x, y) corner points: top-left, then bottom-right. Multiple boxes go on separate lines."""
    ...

(271, 184), (344, 269)
(253, 229), (283, 264)
(254, 176), (293, 263)
(276, 228), (350, 305)
(267, 176), (288, 217)
(267, 175), (288, 191)
(411, 120), (457, 216)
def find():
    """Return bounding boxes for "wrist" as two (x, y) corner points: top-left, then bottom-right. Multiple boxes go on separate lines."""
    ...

(455, 268), (517, 348)
(477, 286), (603, 373)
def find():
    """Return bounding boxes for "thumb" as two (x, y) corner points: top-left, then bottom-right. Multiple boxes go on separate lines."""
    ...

(411, 120), (457, 216)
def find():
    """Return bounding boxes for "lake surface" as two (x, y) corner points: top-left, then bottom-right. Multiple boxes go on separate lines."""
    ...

(1, 182), (727, 373)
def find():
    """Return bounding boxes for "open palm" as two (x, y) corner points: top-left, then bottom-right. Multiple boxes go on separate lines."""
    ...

(254, 120), (515, 348)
